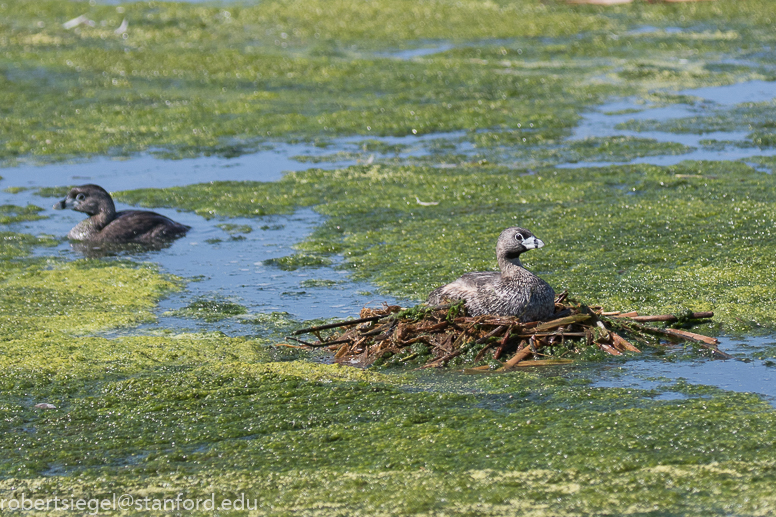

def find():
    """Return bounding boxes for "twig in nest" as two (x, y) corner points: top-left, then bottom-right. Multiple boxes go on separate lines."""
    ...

(534, 313), (591, 332)
(610, 332), (640, 353)
(292, 314), (390, 335)
(529, 336), (539, 360)
(518, 331), (586, 338)
(476, 325), (508, 345)
(436, 332), (454, 354)
(360, 322), (391, 336)
(334, 343), (350, 359)
(285, 336), (317, 347)
(421, 348), (464, 369)
(493, 325), (515, 360)
(629, 311), (714, 323)
(496, 339), (536, 371)
(624, 322), (732, 359)
(285, 336), (353, 348)
(473, 324), (508, 362)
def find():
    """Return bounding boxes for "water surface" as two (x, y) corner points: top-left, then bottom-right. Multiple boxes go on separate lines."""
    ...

(3, 79), (776, 397)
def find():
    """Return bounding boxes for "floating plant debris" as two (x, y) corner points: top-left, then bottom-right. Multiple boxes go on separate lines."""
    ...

(285, 292), (726, 368)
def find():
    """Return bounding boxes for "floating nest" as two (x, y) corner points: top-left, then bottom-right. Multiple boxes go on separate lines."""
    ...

(284, 292), (729, 370)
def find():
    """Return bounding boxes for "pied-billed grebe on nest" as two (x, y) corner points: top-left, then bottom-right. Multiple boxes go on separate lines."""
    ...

(53, 184), (190, 244)
(427, 226), (555, 321)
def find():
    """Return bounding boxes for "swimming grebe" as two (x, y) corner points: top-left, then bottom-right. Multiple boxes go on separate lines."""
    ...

(53, 184), (190, 244)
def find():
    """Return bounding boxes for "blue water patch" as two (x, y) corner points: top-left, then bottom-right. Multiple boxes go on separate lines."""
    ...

(375, 44), (456, 60)
(562, 84), (776, 168)
(678, 80), (776, 105)
(592, 336), (776, 406)
(4, 143), (350, 189)
(626, 26), (686, 36)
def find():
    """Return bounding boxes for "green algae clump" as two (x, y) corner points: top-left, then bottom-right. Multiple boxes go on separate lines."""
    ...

(263, 253), (333, 271)
(0, 204), (46, 224)
(0, 259), (182, 336)
(167, 298), (249, 322)
(216, 223), (253, 235)
(0, 232), (56, 261)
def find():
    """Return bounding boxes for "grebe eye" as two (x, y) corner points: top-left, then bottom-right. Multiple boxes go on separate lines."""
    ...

(76, 193), (86, 201)
(514, 233), (524, 241)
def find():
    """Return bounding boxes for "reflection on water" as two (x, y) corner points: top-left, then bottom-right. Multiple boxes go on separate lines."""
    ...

(67, 239), (180, 258)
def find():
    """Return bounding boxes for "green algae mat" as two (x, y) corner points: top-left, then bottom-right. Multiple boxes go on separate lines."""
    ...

(3, 0), (776, 515)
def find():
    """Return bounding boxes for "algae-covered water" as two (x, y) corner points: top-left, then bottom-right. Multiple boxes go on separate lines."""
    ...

(2, 0), (776, 515)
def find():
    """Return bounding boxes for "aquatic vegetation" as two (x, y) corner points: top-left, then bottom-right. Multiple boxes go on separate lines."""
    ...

(300, 278), (339, 288)
(240, 311), (303, 338)
(0, 259), (182, 335)
(166, 297), (248, 322)
(0, 232), (56, 261)
(34, 186), (74, 199)
(216, 223), (252, 235)
(0, 203), (46, 224)
(473, 134), (694, 164)
(263, 253), (333, 271)
(1, 354), (775, 514)
(356, 139), (409, 155)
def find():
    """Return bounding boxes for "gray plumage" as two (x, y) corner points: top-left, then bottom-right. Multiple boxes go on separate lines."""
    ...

(53, 184), (190, 244)
(427, 226), (555, 321)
